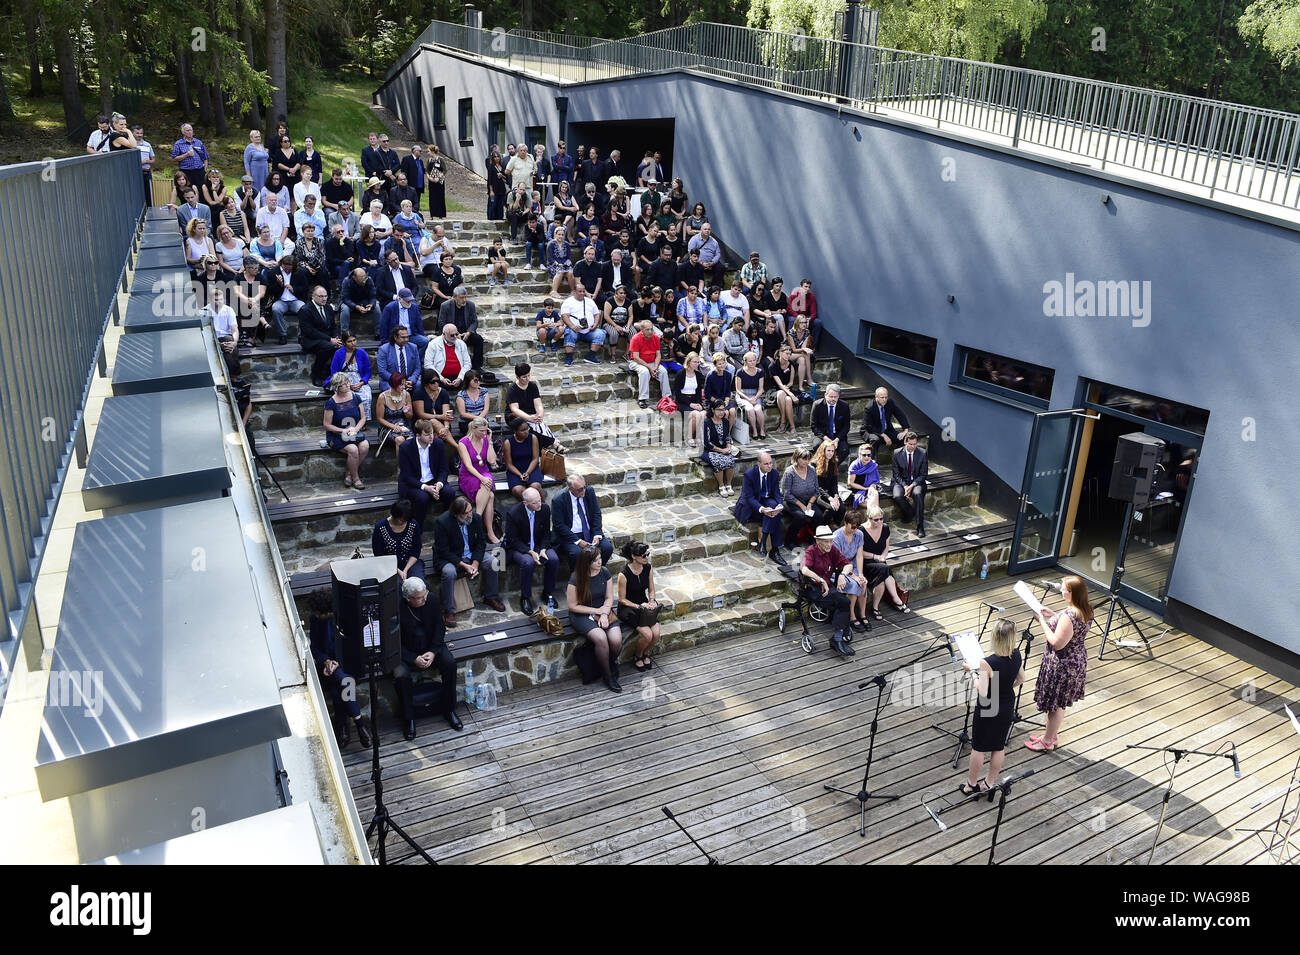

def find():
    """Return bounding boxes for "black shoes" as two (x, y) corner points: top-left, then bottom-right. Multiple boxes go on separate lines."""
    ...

(851, 618), (871, 632)
(757, 540), (768, 556)
(606, 675), (623, 693)
(916, 526), (926, 538)
(830, 632), (856, 657)
(521, 596), (535, 616)
(403, 719), (417, 741)
(768, 547), (788, 565)
(355, 717), (372, 749)
(333, 713), (350, 745)
(445, 710), (464, 731)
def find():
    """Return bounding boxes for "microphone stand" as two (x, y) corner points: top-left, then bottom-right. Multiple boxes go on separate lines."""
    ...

(662, 806), (719, 864)
(1005, 582), (1054, 746)
(823, 635), (951, 837)
(1126, 742), (1238, 866)
(932, 603), (997, 768)
(986, 769), (1036, 865)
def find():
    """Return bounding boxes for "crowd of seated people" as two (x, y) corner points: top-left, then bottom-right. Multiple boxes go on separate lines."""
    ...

(185, 122), (944, 733)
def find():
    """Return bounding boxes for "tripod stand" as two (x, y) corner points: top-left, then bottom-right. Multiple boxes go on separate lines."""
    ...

(355, 580), (436, 865)
(823, 635), (951, 836)
(987, 769), (1036, 865)
(1126, 741), (1239, 866)
(1235, 706), (1300, 864)
(662, 807), (720, 864)
(932, 603), (998, 768)
(1098, 504), (1165, 659)
(244, 419), (291, 502)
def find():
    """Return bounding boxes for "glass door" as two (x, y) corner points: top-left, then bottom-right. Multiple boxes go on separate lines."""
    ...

(1009, 409), (1085, 574)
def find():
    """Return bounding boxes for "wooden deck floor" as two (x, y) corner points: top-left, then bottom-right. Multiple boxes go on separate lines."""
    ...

(343, 576), (1300, 864)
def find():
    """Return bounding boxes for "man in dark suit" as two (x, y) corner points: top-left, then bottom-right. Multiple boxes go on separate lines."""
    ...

(377, 326), (422, 395)
(860, 386), (910, 460)
(360, 132), (382, 181)
(307, 590), (370, 747)
(433, 495), (505, 628)
(298, 285), (342, 386)
(891, 431), (928, 536)
(378, 288), (430, 357)
(339, 267), (377, 334)
(262, 255), (311, 344)
(374, 250), (418, 307)
(386, 170), (419, 217)
(505, 488), (560, 615)
(395, 575), (462, 738)
(551, 474), (613, 565)
(735, 452), (786, 565)
(811, 384), (852, 467)
(398, 420), (449, 526)
(399, 145), (426, 212)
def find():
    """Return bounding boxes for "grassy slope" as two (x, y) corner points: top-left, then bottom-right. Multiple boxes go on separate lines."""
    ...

(0, 71), (469, 211)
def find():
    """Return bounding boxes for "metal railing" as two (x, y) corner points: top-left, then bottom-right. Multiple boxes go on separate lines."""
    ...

(0, 151), (142, 702)
(382, 19), (1300, 212)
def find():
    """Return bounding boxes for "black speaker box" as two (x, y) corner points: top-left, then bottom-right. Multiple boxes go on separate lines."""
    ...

(1109, 432), (1165, 507)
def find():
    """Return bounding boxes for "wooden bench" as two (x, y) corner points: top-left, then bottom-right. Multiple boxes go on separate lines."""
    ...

(445, 610), (573, 662)
(267, 473), (559, 524)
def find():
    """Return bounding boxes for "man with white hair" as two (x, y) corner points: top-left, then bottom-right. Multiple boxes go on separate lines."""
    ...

(395, 576), (462, 738)
(506, 143), (535, 197)
(437, 287), (484, 371)
(811, 383), (852, 468)
(504, 488), (560, 616)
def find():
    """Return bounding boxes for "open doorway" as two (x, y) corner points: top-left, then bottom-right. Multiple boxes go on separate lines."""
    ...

(1011, 383), (1205, 616)
(566, 119), (675, 186)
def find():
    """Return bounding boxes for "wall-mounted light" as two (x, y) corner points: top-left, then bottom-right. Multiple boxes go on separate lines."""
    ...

(1101, 193), (1111, 206)
(946, 295), (956, 304)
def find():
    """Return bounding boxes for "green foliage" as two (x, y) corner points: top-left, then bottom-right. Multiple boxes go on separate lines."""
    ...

(1240, 0), (1300, 67)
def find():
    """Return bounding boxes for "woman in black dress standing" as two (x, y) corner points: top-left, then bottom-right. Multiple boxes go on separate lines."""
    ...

(962, 618), (1025, 796)
(424, 146), (447, 218)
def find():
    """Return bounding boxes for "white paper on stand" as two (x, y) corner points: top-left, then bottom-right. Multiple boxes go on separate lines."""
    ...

(951, 629), (984, 668)
(1014, 580), (1046, 616)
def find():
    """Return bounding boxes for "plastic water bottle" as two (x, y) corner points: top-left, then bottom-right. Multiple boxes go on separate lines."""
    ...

(464, 669), (475, 707)
(809, 382), (818, 402)
(980, 559), (989, 580)
(547, 595), (556, 613)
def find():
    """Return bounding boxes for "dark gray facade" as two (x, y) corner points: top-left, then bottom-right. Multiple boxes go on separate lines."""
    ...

(379, 48), (1300, 654)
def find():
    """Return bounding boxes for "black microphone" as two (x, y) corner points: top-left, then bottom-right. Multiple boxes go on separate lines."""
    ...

(982, 602), (1006, 613)
(998, 768), (1037, 788)
(1037, 579), (1062, 593)
(925, 803), (947, 832)
(1230, 745), (1241, 779)
(943, 634), (958, 664)
(857, 674), (888, 690)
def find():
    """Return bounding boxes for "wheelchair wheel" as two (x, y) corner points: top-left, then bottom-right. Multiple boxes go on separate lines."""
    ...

(801, 632), (814, 654)
(778, 607), (787, 633)
(808, 602), (829, 623)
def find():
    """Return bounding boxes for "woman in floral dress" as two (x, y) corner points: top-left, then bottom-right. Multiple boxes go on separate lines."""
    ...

(1027, 575), (1093, 751)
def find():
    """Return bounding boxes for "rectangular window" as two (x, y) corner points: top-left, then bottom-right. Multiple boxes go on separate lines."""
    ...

(433, 87), (446, 129)
(952, 346), (1054, 408)
(1084, 381), (1209, 435)
(859, 321), (937, 375)
(488, 111), (506, 152)
(525, 126), (547, 153)
(458, 98), (473, 144)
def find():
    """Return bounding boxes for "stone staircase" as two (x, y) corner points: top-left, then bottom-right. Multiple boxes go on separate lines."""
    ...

(243, 219), (1019, 697)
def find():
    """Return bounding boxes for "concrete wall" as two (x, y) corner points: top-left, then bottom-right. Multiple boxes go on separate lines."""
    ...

(378, 48), (1300, 653)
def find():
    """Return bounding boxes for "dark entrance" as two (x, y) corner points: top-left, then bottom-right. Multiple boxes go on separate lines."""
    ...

(566, 119), (675, 186)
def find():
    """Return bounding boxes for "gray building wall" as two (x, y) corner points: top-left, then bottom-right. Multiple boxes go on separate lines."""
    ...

(379, 49), (1300, 653)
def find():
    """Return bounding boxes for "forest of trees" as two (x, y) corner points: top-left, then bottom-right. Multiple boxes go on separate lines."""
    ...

(0, 0), (1297, 142)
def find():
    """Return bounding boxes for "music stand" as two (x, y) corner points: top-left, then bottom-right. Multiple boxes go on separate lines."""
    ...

(823, 634), (952, 837)
(932, 603), (997, 768)
(1126, 739), (1239, 865)
(1235, 704), (1300, 864)
(1098, 504), (1168, 659)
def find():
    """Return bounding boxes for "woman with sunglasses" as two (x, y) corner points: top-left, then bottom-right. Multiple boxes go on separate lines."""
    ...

(847, 442), (882, 511)
(860, 505), (910, 617)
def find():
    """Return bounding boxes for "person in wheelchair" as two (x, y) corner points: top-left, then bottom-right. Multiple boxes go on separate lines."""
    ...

(800, 525), (856, 657)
